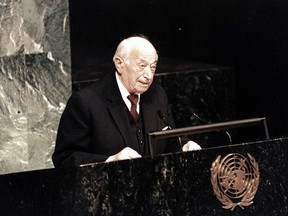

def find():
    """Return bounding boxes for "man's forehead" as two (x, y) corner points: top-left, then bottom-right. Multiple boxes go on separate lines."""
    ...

(137, 57), (158, 63)
(130, 47), (157, 59)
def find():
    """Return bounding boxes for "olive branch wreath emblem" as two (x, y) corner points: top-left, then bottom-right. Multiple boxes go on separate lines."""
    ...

(210, 153), (260, 211)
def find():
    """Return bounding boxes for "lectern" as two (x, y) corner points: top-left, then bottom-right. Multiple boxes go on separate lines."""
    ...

(1, 138), (288, 215)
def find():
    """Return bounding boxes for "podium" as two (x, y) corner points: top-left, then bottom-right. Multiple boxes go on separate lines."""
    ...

(1, 138), (288, 215)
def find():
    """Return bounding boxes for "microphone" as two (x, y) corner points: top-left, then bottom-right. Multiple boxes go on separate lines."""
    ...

(189, 109), (232, 145)
(157, 110), (183, 151)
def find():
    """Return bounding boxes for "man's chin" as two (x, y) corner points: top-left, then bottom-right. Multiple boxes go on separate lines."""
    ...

(133, 82), (152, 94)
(135, 87), (149, 94)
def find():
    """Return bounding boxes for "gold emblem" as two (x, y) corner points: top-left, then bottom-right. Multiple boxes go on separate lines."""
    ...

(210, 153), (260, 210)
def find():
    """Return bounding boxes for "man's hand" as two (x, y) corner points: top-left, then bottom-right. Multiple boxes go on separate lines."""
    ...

(182, 141), (202, 152)
(105, 147), (142, 162)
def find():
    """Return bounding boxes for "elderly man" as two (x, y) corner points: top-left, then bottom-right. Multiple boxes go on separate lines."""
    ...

(52, 36), (201, 168)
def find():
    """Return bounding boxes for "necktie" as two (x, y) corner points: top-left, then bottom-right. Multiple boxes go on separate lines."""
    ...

(127, 94), (139, 124)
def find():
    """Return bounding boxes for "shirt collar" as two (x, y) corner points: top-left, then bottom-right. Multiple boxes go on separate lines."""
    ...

(115, 72), (140, 102)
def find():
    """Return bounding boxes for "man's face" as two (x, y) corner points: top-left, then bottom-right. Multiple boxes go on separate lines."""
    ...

(117, 46), (158, 94)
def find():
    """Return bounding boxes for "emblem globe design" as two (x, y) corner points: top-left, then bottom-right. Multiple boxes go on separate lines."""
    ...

(211, 153), (260, 210)
(218, 153), (254, 199)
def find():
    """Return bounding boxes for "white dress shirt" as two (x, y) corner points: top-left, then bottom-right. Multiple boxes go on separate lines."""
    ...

(115, 72), (140, 113)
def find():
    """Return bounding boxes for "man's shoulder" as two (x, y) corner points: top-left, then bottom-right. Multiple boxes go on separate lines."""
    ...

(72, 82), (100, 99)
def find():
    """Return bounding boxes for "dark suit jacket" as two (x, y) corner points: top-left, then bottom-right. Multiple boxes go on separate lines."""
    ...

(52, 72), (181, 167)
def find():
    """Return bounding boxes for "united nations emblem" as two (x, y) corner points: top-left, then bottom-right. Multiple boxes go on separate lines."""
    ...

(210, 153), (260, 210)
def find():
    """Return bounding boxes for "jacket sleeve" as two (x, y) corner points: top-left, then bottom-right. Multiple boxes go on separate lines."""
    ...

(52, 91), (109, 168)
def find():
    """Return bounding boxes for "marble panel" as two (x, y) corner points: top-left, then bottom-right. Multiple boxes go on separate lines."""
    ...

(0, 0), (71, 174)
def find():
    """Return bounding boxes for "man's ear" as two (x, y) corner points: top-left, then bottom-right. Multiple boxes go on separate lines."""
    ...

(114, 57), (124, 74)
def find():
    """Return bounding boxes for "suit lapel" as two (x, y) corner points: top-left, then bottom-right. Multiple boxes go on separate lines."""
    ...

(141, 93), (158, 134)
(141, 91), (160, 156)
(105, 73), (134, 148)
(108, 102), (134, 147)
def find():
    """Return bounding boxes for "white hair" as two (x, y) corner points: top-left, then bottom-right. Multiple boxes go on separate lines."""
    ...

(113, 36), (157, 63)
